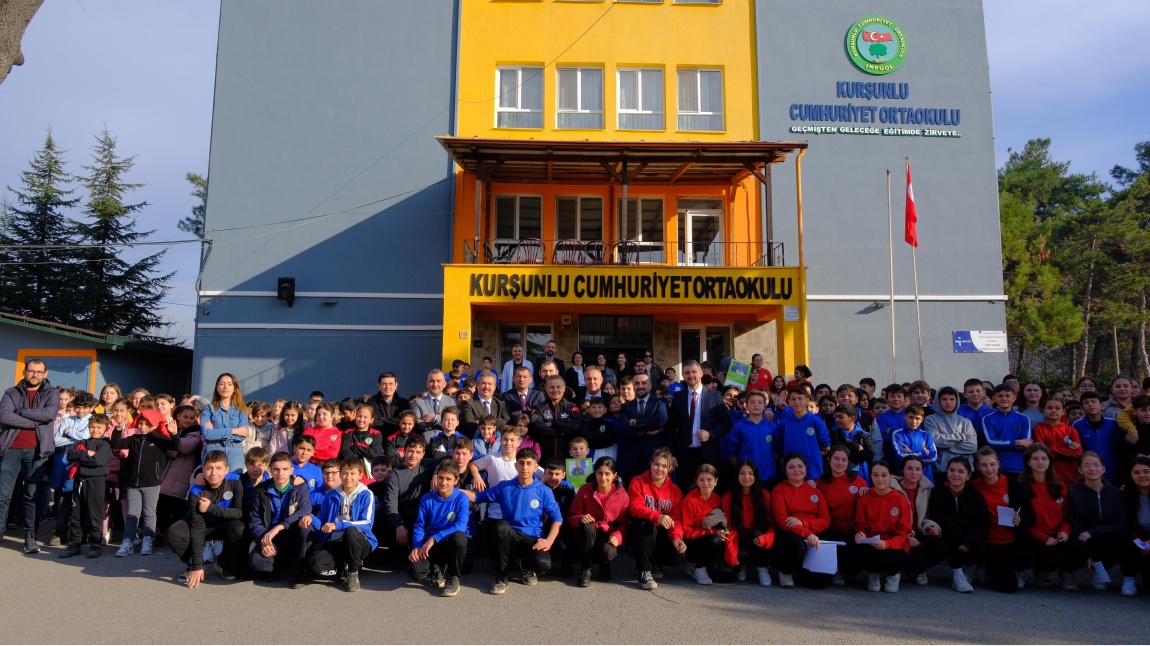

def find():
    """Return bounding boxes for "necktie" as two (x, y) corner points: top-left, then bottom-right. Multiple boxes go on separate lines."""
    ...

(433, 397), (440, 414)
(483, 400), (491, 414)
(638, 398), (647, 413)
(689, 390), (698, 429)
(520, 393), (527, 410)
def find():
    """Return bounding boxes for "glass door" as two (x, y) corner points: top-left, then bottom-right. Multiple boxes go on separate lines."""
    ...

(679, 326), (731, 369)
(676, 199), (723, 266)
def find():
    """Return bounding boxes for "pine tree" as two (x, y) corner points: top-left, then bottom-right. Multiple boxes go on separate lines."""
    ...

(177, 172), (207, 237)
(0, 129), (82, 322)
(72, 128), (174, 342)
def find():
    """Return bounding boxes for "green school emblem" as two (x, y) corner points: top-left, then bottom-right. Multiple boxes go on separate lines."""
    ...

(846, 16), (907, 75)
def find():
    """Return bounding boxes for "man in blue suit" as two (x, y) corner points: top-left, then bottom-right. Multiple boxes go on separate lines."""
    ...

(620, 372), (669, 479)
(502, 365), (545, 417)
(664, 361), (730, 492)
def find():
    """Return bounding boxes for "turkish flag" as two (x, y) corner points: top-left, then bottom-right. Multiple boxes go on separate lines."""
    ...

(904, 161), (918, 247)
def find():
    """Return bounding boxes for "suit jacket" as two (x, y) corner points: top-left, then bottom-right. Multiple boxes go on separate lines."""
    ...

(459, 397), (510, 435)
(411, 394), (457, 424)
(502, 388), (546, 417)
(665, 386), (730, 467)
(620, 396), (669, 462)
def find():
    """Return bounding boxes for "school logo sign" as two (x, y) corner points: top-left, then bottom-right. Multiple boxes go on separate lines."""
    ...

(846, 16), (907, 76)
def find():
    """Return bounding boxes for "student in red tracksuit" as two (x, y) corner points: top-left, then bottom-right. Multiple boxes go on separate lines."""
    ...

(304, 403), (342, 464)
(568, 456), (630, 587)
(972, 447), (1034, 593)
(722, 459), (775, 587)
(627, 447), (685, 590)
(670, 463), (728, 586)
(1019, 443), (1076, 590)
(816, 445), (868, 583)
(853, 460), (912, 592)
(1029, 398), (1083, 487)
(771, 452), (830, 588)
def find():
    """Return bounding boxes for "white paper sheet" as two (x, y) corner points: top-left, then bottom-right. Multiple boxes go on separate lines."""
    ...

(1092, 561), (1111, 585)
(857, 535), (883, 545)
(996, 506), (1016, 527)
(802, 540), (845, 574)
(1134, 538), (1150, 551)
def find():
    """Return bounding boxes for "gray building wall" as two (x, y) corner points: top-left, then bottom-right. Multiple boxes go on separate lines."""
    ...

(756, 0), (1008, 390)
(194, 0), (458, 400)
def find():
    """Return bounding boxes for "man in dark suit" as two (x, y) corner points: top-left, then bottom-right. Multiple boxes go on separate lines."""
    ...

(664, 360), (730, 493)
(620, 372), (669, 479)
(460, 372), (510, 435)
(502, 365), (545, 417)
(534, 340), (565, 387)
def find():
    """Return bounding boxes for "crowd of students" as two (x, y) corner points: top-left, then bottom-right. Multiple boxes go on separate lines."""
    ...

(2, 354), (1149, 599)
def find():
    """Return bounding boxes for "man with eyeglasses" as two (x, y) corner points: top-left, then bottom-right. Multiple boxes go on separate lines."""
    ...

(640, 349), (663, 385)
(0, 359), (60, 553)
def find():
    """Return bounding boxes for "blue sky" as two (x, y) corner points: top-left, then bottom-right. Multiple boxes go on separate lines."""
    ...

(1, 1), (1147, 347)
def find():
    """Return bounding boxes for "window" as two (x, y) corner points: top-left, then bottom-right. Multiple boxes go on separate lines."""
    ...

(500, 324), (553, 368)
(556, 67), (603, 129)
(496, 66), (543, 128)
(617, 68), (664, 130)
(494, 195), (542, 240)
(617, 197), (664, 262)
(676, 198), (723, 266)
(556, 196), (604, 240)
(677, 68), (723, 131)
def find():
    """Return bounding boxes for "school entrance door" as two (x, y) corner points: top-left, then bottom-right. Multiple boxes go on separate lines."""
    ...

(578, 315), (653, 366)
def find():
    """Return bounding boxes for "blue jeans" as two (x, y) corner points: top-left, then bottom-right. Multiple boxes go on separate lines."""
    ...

(0, 448), (51, 532)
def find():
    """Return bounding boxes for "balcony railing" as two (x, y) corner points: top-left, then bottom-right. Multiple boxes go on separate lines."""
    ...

(462, 239), (785, 268)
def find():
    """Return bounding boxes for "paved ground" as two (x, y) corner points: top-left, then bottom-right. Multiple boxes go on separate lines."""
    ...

(1, 530), (1145, 644)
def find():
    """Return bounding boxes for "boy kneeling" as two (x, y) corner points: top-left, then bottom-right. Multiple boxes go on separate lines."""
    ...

(409, 458), (471, 597)
(246, 451), (312, 585)
(306, 457), (376, 592)
(168, 450), (247, 587)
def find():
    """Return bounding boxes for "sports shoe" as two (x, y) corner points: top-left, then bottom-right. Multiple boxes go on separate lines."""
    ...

(638, 570), (658, 590)
(1060, 571), (1078, 591)
(115, 542), (133, 557)
(1121, 576), (1137, 596)
(442, 575), (460, 597)
(575, 565), (593, 586)
(430, 565), (445, 589)
(202, 545), (215, 564)
(489, 578), (509, 595)
(598, 562), (612, 582)
(693, 567), (713, 585)
(48, 534), (63, 547)
(140, 536), (153, 556)
(214, 559), (236, 581)
(345, 570), (360, 592)
(59, 544), (82, 559)
(915, 573), (929, 586)
(735, 566), (747, 582)
(756, 567), (772, 587)
(831, 572), (845, 586)
(952, 570), (974, 593)
(133, 536), (143, 547)
(87, 545), (101, 559)
(319, 569), (338, 578)
(884, 572), (901, 593)
(652, 563), (664, 579)
(867, 573), (882, 592)
(1047, 571), (1061, 587)
(778, 572), (795, 588)
(178, 570), (190, 584)
(23, 533), (39, 554)
(1015, 571), (1026, 590)
(521, 569), (538, 586)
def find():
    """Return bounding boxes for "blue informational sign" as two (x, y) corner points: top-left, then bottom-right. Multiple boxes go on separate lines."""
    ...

(953, 331), (1007, 353)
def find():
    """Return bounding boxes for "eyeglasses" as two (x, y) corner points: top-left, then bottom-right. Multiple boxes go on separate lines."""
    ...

(644, 354), (653, 358)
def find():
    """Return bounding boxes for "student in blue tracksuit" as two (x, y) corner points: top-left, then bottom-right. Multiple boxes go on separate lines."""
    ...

(467, 448), (563, 595)
(310, 459), (342, 509)
(290, 435), (322, 493)
(828, 404), (875, 484)
(874, 384), (910, 461)
(721, 390), (779, 484)
(982, 385), (1032, 476)
(246, 451), (312, 584)
(409, 458), (471, 597)
(306, 457), (376, 592)
(891, 405), (939, 483)
(776, 390), (831, 480)
(1073, 392), (1124, 476)
(957, 378), (994, 445)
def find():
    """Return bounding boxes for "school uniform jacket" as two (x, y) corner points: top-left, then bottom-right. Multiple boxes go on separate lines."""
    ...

(971, 476), (1033, 545)
(890, 428), (939, 481)
(247, 479), (312, 542)
(186, 478), (245, 570)
(574, 416), (619, 451)
(339, 427), (385, 464)
(722, 416), (780, 482)
(771, 481), (830, 539)
(309, 482), (377, 549)
(304, 426), (342, 463)
(721, 489), (775, 549)
(474, 477), (562, 538)
(1031, 422), (1084, 485)
(873, 409), (907, 459)
(626, 472), (683, 524)
(982, 410), (1032, 474)
(956, 402), (994, 444)
(567, 482), (630, 545)
(1026, 481), (1070, 543)
(854, 489), (913, 551)
(817, 472), (868, 534)
(1072, 417), (1123, 475)
(776, 410), (831, 480)
(412, 488), (471, 546)
(670, 489), (722, 542)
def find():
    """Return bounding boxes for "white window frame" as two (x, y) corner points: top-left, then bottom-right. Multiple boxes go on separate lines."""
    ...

(494, 194), (543, 241)
(677, 68), (724, 132)
(617, 68), (664, 130)
(556, 67), (604, 130)
(555, 196), (604, 241)
(495, 66), (544, 129)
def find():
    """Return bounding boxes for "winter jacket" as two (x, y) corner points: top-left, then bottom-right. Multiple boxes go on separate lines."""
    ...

(927, 483), (989, 550)
(66, 437), (113, 478)
(670, 489), (723, 542)
(890, 476), (939, 536)
(528, 399), (583, 463)
(112, 430), (178, 488)
(0, 378), (60, 457)
(627, 471), (682, 523)
(923, 409), (978, 471)
(771, 480), (830, 539)
(567, 482), (630, 545)
(1067, 480), (1127, 540)
(246, 479), (312, 542)
(309, 482), (377, 549)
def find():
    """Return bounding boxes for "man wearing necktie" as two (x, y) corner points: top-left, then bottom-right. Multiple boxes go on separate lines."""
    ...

(460, 373), (510, 435)
(620, 373), (669, 479)
(414, 370), (456, 430)
(665, 361), (731, 493)
(502, 365), (544, 417)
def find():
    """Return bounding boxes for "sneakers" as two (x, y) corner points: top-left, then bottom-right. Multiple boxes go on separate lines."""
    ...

(831, 572), (845, 586)
(140, 536), (153, 556)
(578, 568), (592, 587)
(638, 570), (658, 590)
(521, 569), (538, 586)
(59, 544), (82, 559)
(598, 562), (612, 582)
(214, 559), (236, 581)
(87, 545), (101, 559)
(319, 569), (338, 578)
(652, 563), (664, 579)
(692, 567), (714, 585)
(867, 573), (882, 592)
(115, 542), (133, 557)
(133, 536), (143, 547)
(345, 570), (360, 592)
(952, 570), (974, 593)
(1121, 576), (1137, 596)
(23, 533), (39, 554)
(756, 567), (773, 587)
(48, 534), (63, 547)
(202, 545), (215, 564)
(489, 578), (509, 595)
(915, 572), (929, 586)
(178, 570), (190, 584)
(883, 572), (901, 593)
(429, 565), (445, 589)
(735, 566), (747, 582)
(1061, 571), (1078, 591)
(441, 575), (460, 597)
(778, 572), (795, 588)
(1015, 571), (1026, 590)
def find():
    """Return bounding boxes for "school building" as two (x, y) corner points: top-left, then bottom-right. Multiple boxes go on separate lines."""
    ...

(193, 0), (1007, 400)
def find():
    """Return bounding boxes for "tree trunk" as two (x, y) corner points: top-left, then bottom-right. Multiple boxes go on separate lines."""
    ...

(1089, 334), (1106, 376)
(1077, 237), (1097, 378)
(1141, 287), (1150, 382)
(0, 0), (45, 86)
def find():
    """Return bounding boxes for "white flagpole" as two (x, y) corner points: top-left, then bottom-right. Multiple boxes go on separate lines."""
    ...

(908, 157), (924, 380)
(887, 170), (896, 384)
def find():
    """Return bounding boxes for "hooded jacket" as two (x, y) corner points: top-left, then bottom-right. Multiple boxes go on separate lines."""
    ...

(112, 427), (178, 488)
(310, 481), (377, 548)
(923, 409), (978, 471)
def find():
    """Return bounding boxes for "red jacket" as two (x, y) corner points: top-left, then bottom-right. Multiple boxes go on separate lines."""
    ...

(722, 489), (775, 550)
(854, 489), (912, 552)
(771, 480), (830, 538)
(671, 489), (722, 542)
(1031, 422), (1083, 485)
(1027, 481), (1070, 543)
(817, 473), (868, 533)
(304, 426), (342, 463)
(567, 482), (630, 545)
(627, 471), (682, 523)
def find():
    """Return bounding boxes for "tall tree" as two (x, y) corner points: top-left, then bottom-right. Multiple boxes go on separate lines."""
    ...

(72, 128), (174, 341)
(998, 138), (1106, 220)
(1110, 136), (1150, 188)
(177, 171), (206, 237)
(0, 128), (81, 322)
